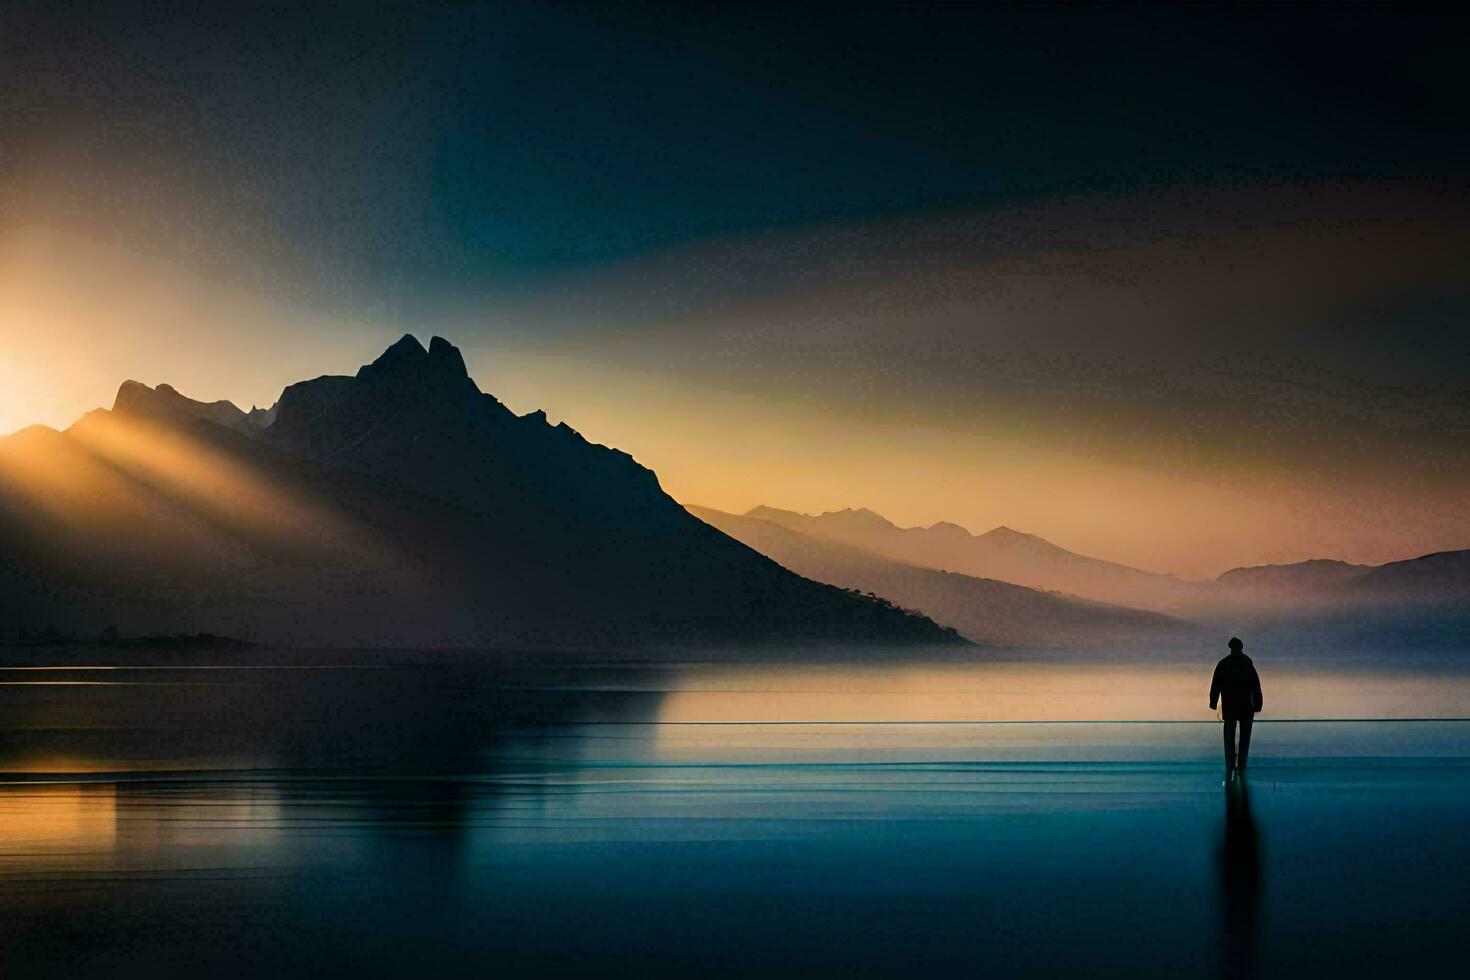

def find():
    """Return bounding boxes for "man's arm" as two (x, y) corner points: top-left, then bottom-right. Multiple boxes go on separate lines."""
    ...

(1249, 663), (1263, 713)
(1209, 662), (1221, 710)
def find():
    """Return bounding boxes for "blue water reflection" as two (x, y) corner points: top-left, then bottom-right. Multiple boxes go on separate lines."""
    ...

(1, 660), (1467, 978)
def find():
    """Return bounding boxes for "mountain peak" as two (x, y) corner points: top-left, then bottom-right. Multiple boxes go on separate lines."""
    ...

(355, 334), (477, 398)
(385, 332), (427, 356)
(428, 335), (467, 371)
(981, 525), (1035, 541)
(821, 507), (896, 530)
(359, 334), (426, 377)
(110, 379), (255, 432)
(975, 525), (1065, 554)
(927, 520), (972, 539)
(112, 379), (152, 410)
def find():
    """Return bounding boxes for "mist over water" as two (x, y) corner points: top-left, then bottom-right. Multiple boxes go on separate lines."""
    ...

(1, 655), (1467, 978)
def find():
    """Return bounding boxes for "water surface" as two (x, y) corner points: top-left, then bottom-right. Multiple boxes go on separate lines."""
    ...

(2, 658), (1467, 978)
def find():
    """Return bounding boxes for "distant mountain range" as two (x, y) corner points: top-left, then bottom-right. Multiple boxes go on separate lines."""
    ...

(1348, 550), (1470, 603)
(744, 505), (1208, 613)
(1216, 552), (1470, 610)
(1215, 558), (1371, 597)
(0, 336), (960, 651)
(688, 506), (1193, 649)
(731, 505), (1469, 643)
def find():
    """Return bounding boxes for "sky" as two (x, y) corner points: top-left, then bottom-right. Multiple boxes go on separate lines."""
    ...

(2, 2), (1467, 577)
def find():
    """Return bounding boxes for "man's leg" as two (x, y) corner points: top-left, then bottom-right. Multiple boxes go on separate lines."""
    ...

(1237, 715), (1253, 771)
(1223, 716), (1237, 772)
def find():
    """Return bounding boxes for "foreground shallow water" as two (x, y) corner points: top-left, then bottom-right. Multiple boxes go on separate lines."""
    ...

(1, 659), (1467, 978)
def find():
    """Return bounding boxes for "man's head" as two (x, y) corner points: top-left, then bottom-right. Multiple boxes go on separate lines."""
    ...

(1228, 636), (1244, 653)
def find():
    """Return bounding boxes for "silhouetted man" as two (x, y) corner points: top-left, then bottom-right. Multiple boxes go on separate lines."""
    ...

(1210, 637), (1263, 778)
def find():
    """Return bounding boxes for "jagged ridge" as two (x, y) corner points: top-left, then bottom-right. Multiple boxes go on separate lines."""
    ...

(0, 336), (963, 651)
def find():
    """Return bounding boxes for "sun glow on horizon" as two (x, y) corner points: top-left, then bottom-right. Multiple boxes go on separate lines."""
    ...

(3, 224), (1468, 579)
(0, 226), (400, 436)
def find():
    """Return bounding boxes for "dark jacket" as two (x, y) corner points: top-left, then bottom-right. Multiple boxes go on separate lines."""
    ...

(1210, 652), (1263, 717)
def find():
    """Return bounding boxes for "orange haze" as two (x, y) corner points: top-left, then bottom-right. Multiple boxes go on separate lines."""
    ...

(2, 225), (1466, 578)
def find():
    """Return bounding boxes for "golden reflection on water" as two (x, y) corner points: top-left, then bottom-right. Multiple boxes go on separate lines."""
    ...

(0, 750), (277, 775)
(655, 662), (1470, 724)
(646, 663), (1470, 766)
(0, 783), (117, 853)
(0, 781), (288, 883)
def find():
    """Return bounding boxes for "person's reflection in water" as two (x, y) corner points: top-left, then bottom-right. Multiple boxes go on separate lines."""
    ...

(1219, 777), (1262, 979)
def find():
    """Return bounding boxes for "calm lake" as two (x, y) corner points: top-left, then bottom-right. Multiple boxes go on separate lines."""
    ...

(2, 657), (1468, 978)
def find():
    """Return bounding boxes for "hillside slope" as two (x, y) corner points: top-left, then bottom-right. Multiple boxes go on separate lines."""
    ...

(690, 506), (1192, 648)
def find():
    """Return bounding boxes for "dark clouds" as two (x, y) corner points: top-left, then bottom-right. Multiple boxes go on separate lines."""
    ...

(473, 180), (1466, 484)
(4, 3), (1467, 313)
